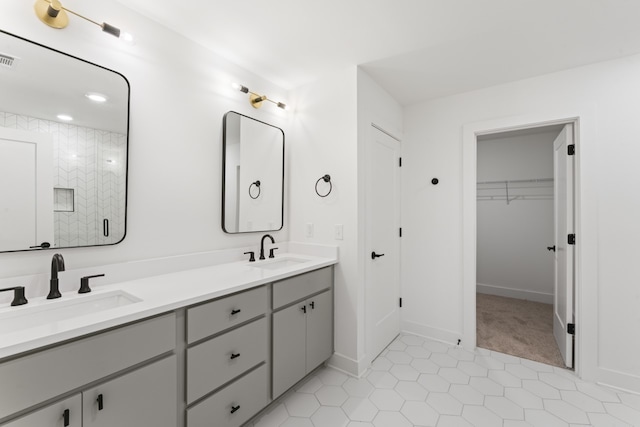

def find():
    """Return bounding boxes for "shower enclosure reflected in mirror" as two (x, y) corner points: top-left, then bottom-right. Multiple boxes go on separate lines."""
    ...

(222, 111), (284, 233)
(0, 30), (129, 252)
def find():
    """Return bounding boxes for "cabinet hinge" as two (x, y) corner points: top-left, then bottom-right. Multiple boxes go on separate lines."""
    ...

(568, 144), (575, 156)
(399, 227), (402, 237)
(568, 234), (576, 245)
(399, 157), (402, 167)
(399, 298), (402, 308)
(567, 323), (575, 335)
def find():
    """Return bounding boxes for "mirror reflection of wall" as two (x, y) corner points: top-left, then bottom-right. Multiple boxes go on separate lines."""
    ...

(0, 30), (129, 252)
(222, 111), (284, 234)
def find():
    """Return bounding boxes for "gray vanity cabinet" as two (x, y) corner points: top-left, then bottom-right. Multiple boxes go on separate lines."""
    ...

(83, 355), (176, 427)
(0, 314), (176, 426)
(186, 286), (269, 427)
(272, 267), (334, 398)
(1, 395), (81, 427)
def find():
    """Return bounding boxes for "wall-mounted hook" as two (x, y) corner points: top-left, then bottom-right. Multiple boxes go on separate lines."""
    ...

(315, 174), (332, 197)
(249, 180), (261, 199)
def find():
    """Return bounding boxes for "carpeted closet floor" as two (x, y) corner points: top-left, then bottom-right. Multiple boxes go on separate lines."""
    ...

(476, 293), (565, 368)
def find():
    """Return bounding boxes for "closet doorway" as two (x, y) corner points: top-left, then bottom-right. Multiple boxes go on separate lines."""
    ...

(475, 124), (575, 368)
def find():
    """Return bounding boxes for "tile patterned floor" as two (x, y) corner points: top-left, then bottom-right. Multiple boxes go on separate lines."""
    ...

(247, 334), (640, 427)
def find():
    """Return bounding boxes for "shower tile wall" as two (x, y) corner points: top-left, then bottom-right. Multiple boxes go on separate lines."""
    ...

(0, 112), (126, 247)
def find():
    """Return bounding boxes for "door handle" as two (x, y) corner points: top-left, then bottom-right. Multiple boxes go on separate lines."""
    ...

(371, 252), (385, 259)
(547, 246), (556, 252)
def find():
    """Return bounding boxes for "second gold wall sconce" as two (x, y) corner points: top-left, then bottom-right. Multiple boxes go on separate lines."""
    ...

(231, 83), (288, 110)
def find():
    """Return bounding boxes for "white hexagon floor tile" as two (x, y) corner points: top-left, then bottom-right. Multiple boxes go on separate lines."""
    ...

(245, 334), (640, 427)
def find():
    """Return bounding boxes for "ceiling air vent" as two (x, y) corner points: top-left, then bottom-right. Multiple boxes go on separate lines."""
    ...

(0, 53), (18, 69)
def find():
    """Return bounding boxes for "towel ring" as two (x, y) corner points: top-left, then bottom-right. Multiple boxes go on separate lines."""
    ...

(249, 180), (261, 199)
(315, 174), (332, 197)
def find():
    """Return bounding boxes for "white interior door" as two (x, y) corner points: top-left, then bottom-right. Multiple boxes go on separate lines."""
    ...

(553, 124), (575, 368)
(0, 127), (54, 251)
(365, 125), (401, 361)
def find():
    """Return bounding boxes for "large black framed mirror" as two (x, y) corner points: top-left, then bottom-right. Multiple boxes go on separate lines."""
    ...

(222, 111), (284, 233)
(0, 30), (129, 252)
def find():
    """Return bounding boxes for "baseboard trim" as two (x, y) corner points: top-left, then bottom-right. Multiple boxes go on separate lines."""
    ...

(477, 283), (553, 304)
(595, 367), (640, 395)
(327, 352), (368, 378)
(401, 320), (460, 347)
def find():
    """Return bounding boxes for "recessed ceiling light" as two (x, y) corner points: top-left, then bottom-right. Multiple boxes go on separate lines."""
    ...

(57, 114), (73, 121)
(85, 92), (108, 103)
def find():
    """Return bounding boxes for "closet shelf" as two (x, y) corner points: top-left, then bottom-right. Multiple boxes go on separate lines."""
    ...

(477, 178), (553, 204)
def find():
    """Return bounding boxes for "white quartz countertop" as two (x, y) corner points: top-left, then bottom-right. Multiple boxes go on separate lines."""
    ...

(0, 252), (337, 359)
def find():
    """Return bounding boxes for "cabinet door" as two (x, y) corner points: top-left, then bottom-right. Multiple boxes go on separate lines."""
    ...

(1, 394), (81, 427)
(272, 302), (307, 398)
(305, 290), (334, 372)
(83, 355), (176, 427)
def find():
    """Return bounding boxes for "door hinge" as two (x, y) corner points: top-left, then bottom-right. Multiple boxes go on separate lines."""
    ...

(399, 157), (402, 167)
(568, 144), (575, 156)
(399, 227), (402, 237)
(567, 323), (575, 335)
(568, 234), (576, 245)
(399, 298), (402, 308)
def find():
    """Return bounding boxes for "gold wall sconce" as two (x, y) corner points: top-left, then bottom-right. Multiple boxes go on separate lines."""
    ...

(231, 83), (288, 110)
(34, 0), (133, 43)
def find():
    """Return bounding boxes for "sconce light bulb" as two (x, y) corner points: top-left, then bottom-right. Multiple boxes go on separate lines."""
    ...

(120, 31), (135, 45)
(231, 82), (249, 93)
(101, 22), (121, 38)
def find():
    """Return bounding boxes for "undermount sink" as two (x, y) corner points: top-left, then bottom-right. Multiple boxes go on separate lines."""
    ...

(252, 257), (308, 270)
(0, 290), (141, 335)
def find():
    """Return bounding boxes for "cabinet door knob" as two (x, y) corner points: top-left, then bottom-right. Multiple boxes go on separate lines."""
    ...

(231, 308), (241, 315)
(230, 352), (241, 360)
(63, 409), (70, 426)
(301, 305), (307, 314)
(97, 394), (104, 411)
(230, 404), (241, 414)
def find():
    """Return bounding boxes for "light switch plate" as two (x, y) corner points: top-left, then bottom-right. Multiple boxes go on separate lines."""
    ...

(306, 223), (314, 238)
(334, 224), (343, 240)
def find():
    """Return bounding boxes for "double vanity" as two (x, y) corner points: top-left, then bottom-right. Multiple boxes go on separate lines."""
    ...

(0, 247), (337, 427)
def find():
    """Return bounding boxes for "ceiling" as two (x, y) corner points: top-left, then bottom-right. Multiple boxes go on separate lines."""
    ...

(117, 0), (640, 106)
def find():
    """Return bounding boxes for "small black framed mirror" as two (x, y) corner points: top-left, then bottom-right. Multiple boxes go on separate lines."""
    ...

(222, 111), (284, 233)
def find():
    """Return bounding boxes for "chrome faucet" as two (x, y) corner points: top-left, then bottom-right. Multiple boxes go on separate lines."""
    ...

(47, 253), (65, 299)
(259, 234), (275, 260)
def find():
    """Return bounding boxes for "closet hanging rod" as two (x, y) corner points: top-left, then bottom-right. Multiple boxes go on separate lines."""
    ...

(476, 178), (553, 185)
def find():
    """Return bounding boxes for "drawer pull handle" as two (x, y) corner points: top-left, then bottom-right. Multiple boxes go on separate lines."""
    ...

(301, 305), (307, 314)
(231, 309), (241, 315)
(63, 409), (70, 426)
(310, 301), (315, 310)
(230, 405), (241, 414)
(97, 394), (104, 411)
(230, 353), (241, 360)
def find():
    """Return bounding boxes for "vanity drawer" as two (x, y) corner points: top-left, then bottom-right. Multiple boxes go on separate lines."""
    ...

(187, 285), (267, 344)
(187, 364), (268, 427)
(272, 267), (332, 309)
(0, 313), (176, 420)
(187, 317), (267, 404)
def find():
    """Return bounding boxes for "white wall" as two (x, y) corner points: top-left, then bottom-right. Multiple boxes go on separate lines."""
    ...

(476, 130), (557, 303)
(403, 54), (640, 392)
(288, 67), (402, 376)
(288, 66), (360, 374)
(0, 1), (289, 292)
